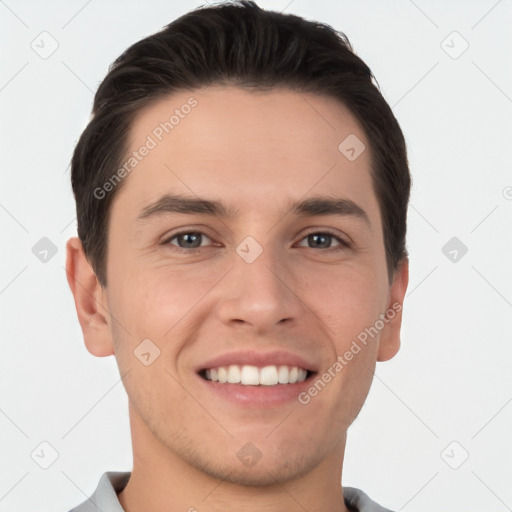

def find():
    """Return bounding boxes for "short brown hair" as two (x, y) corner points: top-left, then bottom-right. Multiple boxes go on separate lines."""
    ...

(71, 0), (411, 286)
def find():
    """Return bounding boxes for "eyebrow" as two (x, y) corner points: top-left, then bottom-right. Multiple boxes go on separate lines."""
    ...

(136, 194), (371, 227)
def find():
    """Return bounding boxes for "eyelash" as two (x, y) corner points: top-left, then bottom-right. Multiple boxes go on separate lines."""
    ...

(161, 229), (351, 254)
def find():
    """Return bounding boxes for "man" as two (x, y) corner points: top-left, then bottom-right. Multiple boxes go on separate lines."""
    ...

(65, 1), (410, 510)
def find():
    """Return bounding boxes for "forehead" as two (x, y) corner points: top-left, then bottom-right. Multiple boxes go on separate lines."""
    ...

(114, 86), (379, 223)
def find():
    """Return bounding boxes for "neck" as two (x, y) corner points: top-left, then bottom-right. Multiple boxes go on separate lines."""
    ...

(118, 404), (352, 512)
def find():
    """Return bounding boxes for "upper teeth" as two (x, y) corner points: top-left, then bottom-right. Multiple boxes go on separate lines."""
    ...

(204, 365), (308, 386)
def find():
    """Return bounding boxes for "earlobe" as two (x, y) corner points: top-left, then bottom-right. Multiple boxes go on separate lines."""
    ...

(377, 258), (409, 362)
(65, 237), (114, 357)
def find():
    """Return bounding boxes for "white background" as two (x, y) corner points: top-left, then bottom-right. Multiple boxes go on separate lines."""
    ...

(1, 1), (511, 511)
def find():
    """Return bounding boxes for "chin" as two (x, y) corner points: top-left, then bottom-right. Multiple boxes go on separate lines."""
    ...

(184, 446), (320, 487)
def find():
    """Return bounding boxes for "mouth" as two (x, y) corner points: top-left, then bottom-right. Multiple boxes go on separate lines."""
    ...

(198, 364), (316, 386)
(194, 349), (319, 407)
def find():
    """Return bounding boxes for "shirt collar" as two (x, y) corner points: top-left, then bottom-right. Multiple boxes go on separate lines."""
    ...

(74, 472), (394, 512)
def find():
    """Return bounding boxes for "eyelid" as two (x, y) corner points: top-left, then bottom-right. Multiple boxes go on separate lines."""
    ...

(162, 229), (214, 248)
(297, 228), (351, 248)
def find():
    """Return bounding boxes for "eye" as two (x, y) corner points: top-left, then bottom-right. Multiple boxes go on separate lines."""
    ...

(297, 231), (350, 250)
(164, 231), (213, 252)
(162, 229), (351, 254)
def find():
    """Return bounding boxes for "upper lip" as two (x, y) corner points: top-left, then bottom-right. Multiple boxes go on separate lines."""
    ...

(196, 349), (318, 374)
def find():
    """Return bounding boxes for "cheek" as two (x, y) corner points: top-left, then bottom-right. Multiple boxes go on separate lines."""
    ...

(109, 259), (218, 331)
(305, 265), (385, 330)
(106, 265), (197, 417)
(106, 261), (225, 377)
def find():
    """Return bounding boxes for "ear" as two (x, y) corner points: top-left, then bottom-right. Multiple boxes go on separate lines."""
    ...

(377, 257), (409, 362)
(65, 237), (114, 357)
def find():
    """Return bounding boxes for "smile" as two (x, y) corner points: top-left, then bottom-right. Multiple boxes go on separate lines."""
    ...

(201, 364), (311, 386)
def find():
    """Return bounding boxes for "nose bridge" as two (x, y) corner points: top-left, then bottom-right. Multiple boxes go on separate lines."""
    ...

(217, 235), (301, 329)
(235, 235), (286, 299)
(240, 242), (281, 290)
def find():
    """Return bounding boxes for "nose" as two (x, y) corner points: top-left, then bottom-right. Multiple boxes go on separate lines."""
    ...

(215, 242), (304, 333)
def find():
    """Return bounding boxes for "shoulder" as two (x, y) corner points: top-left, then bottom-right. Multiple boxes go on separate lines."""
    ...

(344, 486), (396, 512)
(66, 471), (131, 512)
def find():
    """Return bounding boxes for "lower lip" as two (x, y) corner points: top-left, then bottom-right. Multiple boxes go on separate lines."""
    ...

(196, 373), (316, 408)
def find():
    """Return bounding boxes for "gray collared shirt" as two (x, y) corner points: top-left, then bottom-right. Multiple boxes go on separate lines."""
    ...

(68, 472), (395, 512)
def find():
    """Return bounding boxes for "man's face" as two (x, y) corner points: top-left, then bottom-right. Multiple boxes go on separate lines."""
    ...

(95, 86), (406, 484)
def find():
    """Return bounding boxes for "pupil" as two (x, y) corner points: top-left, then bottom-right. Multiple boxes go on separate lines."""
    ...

(310, 233), (330, 249)
(180, 233), (201, 248)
